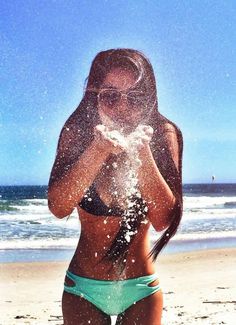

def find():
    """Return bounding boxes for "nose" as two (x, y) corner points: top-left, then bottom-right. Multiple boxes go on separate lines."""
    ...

(117, 95), (128, 113)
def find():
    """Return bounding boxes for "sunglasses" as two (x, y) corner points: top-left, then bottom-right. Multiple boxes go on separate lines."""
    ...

(97, 89), (148, 108)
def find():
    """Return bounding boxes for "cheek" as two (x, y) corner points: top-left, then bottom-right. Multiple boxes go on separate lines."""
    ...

(98, 105), (114, 120)
(98, 104), (145, 125)
(129, 110), (145, 121)
(97, 106), (118, 127)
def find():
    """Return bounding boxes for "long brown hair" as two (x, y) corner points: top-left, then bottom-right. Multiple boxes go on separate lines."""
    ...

(56, 48), (183, 269)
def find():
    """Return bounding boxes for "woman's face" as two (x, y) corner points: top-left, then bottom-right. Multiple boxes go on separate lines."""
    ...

(97, 67), (146, 134)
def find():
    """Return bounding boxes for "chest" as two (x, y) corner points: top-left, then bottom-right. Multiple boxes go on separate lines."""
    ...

(94, 156), (137, 209)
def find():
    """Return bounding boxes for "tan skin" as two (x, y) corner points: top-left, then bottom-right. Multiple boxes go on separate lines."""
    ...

(48, 68), (178, 324)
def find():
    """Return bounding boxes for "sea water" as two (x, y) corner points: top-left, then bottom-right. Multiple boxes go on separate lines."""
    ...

(0, 183), (236, 263)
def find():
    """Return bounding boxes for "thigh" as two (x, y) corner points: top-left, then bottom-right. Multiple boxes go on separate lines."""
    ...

(62, 291), (111, 325)
(116, 289), (163, 325)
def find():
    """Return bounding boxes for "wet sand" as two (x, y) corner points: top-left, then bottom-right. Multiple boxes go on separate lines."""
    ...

(0, 248), (235, 324)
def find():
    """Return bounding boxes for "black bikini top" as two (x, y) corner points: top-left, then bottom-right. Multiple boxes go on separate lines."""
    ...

(78, 182), (125, 217)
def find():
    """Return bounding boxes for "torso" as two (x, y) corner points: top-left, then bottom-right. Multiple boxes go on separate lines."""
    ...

(68, 153), (157, 280)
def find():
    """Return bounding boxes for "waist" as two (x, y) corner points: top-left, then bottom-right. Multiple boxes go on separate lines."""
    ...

(68, 262), (157, 281)
(69, 241), (155, 280)
(65, 269), (160, 285)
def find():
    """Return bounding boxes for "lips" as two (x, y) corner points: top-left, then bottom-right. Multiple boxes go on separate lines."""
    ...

(116, 117), (132, 124)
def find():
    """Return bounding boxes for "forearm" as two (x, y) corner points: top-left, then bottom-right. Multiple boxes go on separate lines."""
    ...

(48, 140), (110, 218)
(135, 145), (176, 231)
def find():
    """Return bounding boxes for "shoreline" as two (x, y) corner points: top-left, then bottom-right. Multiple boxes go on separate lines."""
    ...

(1, 235), (236, 263)
(1, 248), (235, 324)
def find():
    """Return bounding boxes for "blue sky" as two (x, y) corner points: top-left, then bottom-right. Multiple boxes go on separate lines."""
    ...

(0, 0), (235, 185)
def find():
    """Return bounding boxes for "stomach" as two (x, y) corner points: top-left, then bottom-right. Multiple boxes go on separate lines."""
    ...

(68, 208), (156, 280)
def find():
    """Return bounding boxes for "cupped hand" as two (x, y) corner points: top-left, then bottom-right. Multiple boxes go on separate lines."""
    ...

(94, 125), (128, 155)
(128, 125), (154, 149)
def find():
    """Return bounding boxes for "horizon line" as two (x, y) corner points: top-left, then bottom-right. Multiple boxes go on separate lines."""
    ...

(0, 182), (236, 187)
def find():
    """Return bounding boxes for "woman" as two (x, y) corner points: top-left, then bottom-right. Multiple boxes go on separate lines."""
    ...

(48, 48), (183, 325)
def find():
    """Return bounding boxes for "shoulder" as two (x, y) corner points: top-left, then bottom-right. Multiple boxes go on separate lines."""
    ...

(60, 109), (81, 138)
(162, 120), (183, 151)
(159, 119), (183, 172)
(152, 113), (182, 139)
(163, 120), (182, 136)
(57, 109), (83, 151)
(164, 122), (180, 146)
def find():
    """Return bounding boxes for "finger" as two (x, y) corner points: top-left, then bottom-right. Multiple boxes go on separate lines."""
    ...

(145, 130), (154, 138)
(95, 124), (106, 132)
(137, 125), (147, 134)
(142, 125), (153, 134)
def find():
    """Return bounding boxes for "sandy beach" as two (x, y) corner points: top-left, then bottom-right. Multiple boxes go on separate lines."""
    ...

(0, 248), (235, 325)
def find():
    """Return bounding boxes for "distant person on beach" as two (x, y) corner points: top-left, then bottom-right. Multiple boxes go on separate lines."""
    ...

(48, 48), (183, 325)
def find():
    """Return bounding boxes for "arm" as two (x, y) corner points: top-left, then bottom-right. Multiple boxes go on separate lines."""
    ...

(135, 125), (180, 231)
(48, 136), (110, 218)
(48, 123), (126, 219)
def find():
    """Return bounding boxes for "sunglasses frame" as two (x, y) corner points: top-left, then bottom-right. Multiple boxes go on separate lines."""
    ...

(87, 88), (151, 109)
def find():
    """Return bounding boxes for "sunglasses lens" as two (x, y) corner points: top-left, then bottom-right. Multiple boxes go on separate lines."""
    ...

(99, 89), (148, 108)
(99, 90), (120, 107)
(127, 92), (146, 107)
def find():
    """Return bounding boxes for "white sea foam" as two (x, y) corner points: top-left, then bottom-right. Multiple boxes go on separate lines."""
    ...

(0, 209), (78, 223)
(149, 229), (236, 242)
(0, 238), (78, 250)
(183, 210), (236, 221)
(1, 230), (235, 250)
(183, 195), (236, 208)
(1, 195), (235, 223)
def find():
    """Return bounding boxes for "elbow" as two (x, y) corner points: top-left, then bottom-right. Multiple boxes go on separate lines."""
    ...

(151, 220), (170, 232)
(48, 198), (73, 219)
(149, 203), (176, 232)
(47, 188), (74, 219)
(149, 209), (170, 232)
(48, 200), (74, 219)
(150, 196), (181, 232)
(48, 200), (73, 219)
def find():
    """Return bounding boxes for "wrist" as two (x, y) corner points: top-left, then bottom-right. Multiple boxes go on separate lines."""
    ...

(91, 138), (110, 157)
(137, 142), (152, 158)
(135, 144), (156, 173)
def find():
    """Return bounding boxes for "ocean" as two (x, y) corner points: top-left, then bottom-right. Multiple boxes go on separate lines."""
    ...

(0, 184), (236, 263)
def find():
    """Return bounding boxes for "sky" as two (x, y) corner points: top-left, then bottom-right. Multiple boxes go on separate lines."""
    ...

(0, 0), (236, 185)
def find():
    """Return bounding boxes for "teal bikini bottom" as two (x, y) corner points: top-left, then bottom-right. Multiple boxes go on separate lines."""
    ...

(64, 270), (161, 316)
